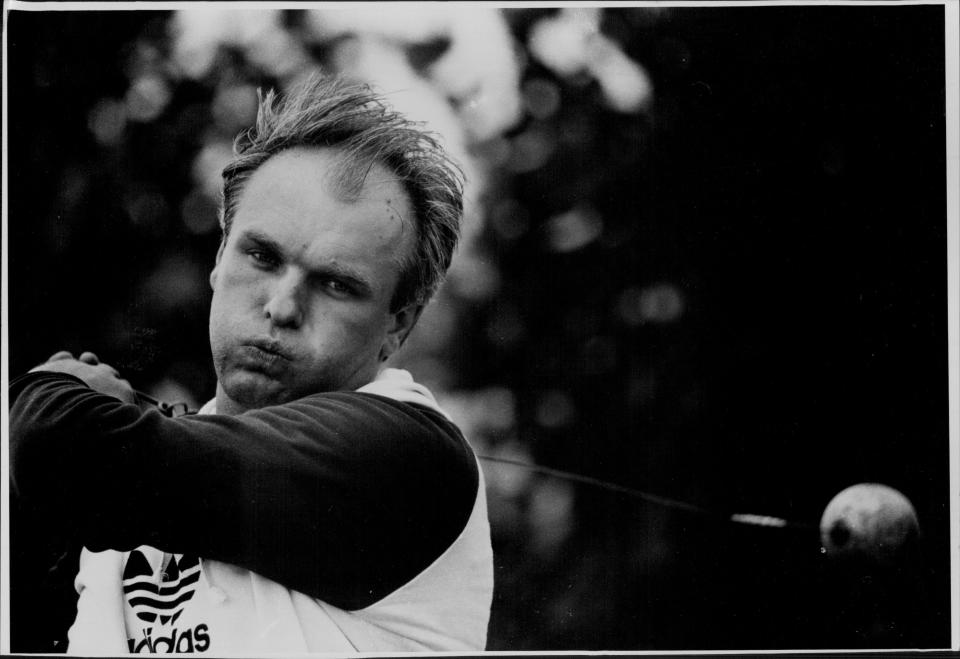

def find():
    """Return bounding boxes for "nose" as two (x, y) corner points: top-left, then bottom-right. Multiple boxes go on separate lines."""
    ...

(264, 272), (305, 328)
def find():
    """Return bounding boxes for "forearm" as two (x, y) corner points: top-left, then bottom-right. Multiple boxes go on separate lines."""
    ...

(9, 371), (478, 608)
(11, 372), (325, 557)
(10, 372), (155, 532)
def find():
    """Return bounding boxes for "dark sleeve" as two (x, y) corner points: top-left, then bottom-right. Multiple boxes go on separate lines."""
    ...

(9, 371), (479, 610)
(9, 487), (80, 653)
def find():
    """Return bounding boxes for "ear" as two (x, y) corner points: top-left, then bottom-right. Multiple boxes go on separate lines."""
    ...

(379, 304), (424, 362)
(209, 240), (227, 290)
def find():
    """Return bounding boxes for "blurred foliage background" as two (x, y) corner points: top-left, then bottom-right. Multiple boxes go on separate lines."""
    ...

(5, 5), (952, 651)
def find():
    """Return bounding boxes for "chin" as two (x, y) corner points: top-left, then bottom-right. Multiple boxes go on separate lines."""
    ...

(222, 371), (291, 410)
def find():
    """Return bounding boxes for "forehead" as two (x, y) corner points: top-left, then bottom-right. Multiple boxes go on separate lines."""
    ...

(239, 146), (412, 224)
(234, 147), (416, 286)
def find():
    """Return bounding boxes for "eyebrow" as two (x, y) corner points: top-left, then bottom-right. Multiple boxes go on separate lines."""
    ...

(239, 228), (375, 297)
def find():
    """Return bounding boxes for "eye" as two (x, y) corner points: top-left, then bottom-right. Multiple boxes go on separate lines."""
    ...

(322, 278), (353, 297)
(248, 249), (279, 269)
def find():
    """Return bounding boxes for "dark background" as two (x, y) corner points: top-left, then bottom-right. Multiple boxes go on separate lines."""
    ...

(5, 5), (953, 651)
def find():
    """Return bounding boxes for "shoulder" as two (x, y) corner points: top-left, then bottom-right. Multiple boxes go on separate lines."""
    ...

(266, 391), (482, 609)
(282, 390), (478, 485)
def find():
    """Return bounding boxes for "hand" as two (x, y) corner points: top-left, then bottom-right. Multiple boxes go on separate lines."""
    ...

(30, 351), (136, 404)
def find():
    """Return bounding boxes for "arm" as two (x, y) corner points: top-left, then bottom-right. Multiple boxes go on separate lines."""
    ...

(10, 372), (479, 609)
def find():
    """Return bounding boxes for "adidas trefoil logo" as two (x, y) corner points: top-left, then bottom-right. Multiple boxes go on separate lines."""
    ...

(123, 550), (201, 625)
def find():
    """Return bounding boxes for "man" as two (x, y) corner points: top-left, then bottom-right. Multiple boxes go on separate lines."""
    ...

(9, 75), (493, 654)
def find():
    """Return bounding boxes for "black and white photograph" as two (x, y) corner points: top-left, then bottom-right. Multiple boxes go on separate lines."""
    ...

(2, 1), (958, 654)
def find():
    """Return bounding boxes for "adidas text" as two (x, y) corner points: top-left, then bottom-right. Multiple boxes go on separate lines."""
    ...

(128, 624), (210, 653)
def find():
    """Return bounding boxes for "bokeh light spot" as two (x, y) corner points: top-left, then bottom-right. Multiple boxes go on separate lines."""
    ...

(544, 205), (603, 253)
(125, 75), (172, 123)
(617, 283), (685, 325)
(88, 98), (128, 147)
(507, 127), (556, 173)
(192, 141), (235, 200)
(523, 78), (562, 120)
(528, 478), (575, 556)
(535, 390), (577, 429)
(212, 84), (259, 134)
(446, 253), (500, 301)
(181, 188), (220, 235)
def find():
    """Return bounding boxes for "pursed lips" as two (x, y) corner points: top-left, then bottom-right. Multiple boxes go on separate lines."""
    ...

(238, 338), (294, 368)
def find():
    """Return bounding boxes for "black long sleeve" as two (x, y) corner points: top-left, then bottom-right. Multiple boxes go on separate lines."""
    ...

(9, 371), (478, 610)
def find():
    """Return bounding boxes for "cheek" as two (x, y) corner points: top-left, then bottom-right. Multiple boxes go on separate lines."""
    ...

(209, 278), (255, 348)
(307, 308), (388, 356)
(213, 262), (265, 311)
(217, 256), (258, 290)
(207, 293), (232, 359)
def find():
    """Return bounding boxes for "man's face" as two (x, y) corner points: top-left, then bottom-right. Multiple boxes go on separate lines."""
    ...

(209, 147), (419, 413)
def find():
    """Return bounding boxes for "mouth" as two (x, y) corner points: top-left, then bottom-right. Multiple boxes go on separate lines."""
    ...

(237, 338), (293, 369)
